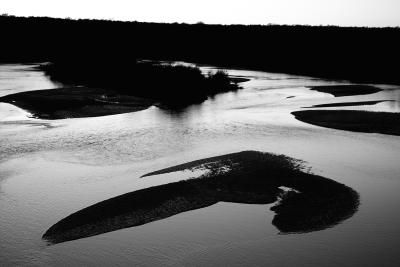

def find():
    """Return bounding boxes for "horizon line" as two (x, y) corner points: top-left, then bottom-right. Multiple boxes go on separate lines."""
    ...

(2, 13), (399, 29)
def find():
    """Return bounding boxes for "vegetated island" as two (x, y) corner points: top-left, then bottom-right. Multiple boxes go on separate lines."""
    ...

(304, 100), (391, 108)
(292, 110), (400, 136)
(42, 151), (359, 244)
(309, 85), (382, 97)
(0, 62), (243, 119)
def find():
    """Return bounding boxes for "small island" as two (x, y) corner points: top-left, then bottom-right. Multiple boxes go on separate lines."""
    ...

(309, 85), (382, 97)
(0, 62), (243, 119)
(292, 110), (400, 136)
(43, 151), (359, 244)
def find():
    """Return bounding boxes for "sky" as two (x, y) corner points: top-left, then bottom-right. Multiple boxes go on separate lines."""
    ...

(2, 0), (399, 27)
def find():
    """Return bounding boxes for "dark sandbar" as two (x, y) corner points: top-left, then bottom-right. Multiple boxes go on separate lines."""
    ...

(310, 85), (382, 97)
(292, 110), (400, 136)
(304, 100), (391, 108)
(230, 77), (251, 84)
(43, 151), (359, 244)
(0, 87), (155, 119)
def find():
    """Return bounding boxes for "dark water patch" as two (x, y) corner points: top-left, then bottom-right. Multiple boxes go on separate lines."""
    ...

(310, 85), (382, 97)
(303, 100), (392, 108)
(292, 110), (400, 136)
(42, 151), (359, 244)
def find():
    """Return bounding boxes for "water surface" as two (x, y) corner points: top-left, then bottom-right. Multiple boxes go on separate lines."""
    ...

(1, 63), (400, 266)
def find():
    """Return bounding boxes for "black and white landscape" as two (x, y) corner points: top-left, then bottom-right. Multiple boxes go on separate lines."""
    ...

(1, 2), (400, 266)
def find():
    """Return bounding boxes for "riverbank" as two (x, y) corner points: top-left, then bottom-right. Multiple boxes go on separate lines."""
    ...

(2, 15), (400, 85)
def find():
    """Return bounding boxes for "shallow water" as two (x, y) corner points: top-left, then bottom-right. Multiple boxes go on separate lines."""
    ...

(1, 63), (400, 266)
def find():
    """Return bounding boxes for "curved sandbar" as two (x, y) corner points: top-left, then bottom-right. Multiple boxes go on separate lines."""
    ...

(310, 85), (381, 97)
(43, 151), (359, 244)
(292, 110), (400, 136)
(304, 100), (391, 108)
(0, 87), (155, 119)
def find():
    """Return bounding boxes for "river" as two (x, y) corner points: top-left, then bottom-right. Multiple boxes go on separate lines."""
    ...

(1, 63), (400, 266)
